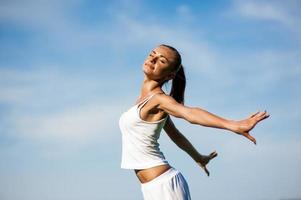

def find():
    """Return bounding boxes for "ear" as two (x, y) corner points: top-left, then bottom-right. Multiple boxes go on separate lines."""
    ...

(166, 72), (176, 81)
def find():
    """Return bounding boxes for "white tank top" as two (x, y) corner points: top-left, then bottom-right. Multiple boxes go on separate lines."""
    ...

(119, 92), (169, 169)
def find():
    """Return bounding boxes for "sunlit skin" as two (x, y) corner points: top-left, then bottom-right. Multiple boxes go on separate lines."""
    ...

(134, 45), (270, 182)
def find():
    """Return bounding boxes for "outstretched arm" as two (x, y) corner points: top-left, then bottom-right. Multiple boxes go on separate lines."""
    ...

(157, 93), (270, 145)
(164, 115), (217, 176)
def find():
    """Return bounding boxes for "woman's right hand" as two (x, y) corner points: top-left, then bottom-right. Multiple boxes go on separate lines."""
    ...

(196, 151), (218, 176)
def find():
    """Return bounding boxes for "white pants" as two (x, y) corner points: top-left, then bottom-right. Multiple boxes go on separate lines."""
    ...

(141, 167), (191, 200)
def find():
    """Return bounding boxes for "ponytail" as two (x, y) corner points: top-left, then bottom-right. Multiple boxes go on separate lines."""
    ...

(160, 44), (186, 105)
(170, 64), (186, 104)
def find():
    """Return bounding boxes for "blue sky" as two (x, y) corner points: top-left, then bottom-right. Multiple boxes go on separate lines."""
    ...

(0, 0), (301, 199)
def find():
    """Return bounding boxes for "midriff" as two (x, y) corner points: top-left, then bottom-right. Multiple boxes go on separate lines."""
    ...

(134, 164), (171, 183)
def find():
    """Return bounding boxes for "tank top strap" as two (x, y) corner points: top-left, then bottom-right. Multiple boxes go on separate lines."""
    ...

(137, 92), (164, 109)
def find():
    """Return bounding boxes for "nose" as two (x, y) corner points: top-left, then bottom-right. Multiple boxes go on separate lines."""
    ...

(150, 56), (157, 64)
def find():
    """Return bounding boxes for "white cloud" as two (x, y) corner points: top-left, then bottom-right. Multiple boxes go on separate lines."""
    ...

(177, 4), (191, 15)
(109, 14), (218, 76)
(0, 67), (124, 148)
(217, 136), (301, 199)
(103, 3), (301, 96)
(217, 49), (301, 91)
(237, 2), (290, 22)
(233, 0), (301, 37)
(10, 103), (117, 143)
(176, 4), (195, 23)
(0, 0), (75, 30)
(0, 0), (111, 52)
(0, 0), (217, 74)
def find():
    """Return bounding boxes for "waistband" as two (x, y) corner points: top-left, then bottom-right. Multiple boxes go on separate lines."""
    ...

(141, 167), (179, 188)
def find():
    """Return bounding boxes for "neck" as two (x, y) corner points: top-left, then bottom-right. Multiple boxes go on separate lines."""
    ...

(140, 75), (164, 96)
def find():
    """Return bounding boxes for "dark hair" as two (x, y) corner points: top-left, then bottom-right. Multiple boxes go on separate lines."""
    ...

(160, 44), (186, 105)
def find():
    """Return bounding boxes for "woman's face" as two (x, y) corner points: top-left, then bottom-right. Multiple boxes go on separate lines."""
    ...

(143, 45), (178, 81)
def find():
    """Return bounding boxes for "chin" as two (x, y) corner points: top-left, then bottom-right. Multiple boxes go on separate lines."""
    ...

(142, 69), (153, 78)
(143, 64), (151, 74)
(143, 70), (152, 78)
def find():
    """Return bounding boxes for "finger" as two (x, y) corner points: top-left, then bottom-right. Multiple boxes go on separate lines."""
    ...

(257, 110), (269, 118)
(253, 115), (269, 127)
(244, 133), (257, 145)
(198, 163), (210, 176)
(204, 166), (210, 176)
(257, 111), (267, 118)
(249, 111), (260, 118)
(257, 115), (269, 123)
(257, 112), (270, 122)
(210, 151), (218, 159)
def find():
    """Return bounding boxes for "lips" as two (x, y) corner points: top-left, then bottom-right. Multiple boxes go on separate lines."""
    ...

(144, 63), (154, 70)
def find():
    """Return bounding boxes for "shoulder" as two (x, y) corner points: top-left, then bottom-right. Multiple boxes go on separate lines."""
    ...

(154, 93), (190, 119)
(155, 93), (178, 106)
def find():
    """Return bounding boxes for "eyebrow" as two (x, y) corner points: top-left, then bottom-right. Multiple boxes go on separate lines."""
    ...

(152, 50), (170, 62)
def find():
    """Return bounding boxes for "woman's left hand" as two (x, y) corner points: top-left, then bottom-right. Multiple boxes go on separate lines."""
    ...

(196, 151), (218, 176)
(232, 110), (270, 145)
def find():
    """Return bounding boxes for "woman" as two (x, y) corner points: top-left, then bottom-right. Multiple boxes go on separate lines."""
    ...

(119, 44), (269, 200)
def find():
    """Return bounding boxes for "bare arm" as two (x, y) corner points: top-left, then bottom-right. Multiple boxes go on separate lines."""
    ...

(157, 93), (270, 145)
(164, 115), (217, 176)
